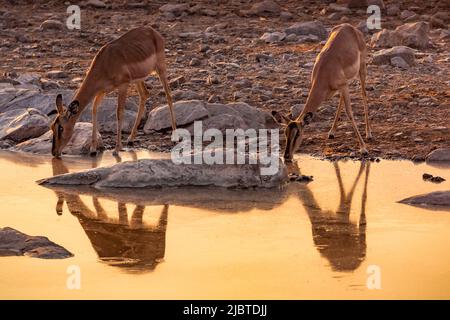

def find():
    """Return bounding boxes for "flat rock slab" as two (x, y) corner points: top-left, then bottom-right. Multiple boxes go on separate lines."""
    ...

(0, 108), (49, 143)
(14, 122), (103, 155)
(426, 148), (450, 162)
(399, 191), (450, 211)
(0, 227), (73, 259)
(38, 158), (288, 188)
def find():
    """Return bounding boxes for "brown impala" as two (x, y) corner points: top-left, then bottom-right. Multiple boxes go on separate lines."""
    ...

(273, 23), (372, 161)
(51, 26), (177, 158)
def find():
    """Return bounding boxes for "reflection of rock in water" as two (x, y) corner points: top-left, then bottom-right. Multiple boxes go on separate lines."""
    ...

(292, 162), (370, 272)
(51, 158), (167, 273)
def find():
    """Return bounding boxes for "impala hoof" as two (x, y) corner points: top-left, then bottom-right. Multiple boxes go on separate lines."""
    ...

(360, 148), (369, 156)
(328, 133), (335, 139)
(112, 150), (120, 156)
(126, 140), (134, 147)
(90, 150), (97, 157)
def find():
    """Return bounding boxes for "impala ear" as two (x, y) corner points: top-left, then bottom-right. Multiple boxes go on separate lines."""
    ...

(68, 100), (79, 116)
(271, 110), (291, 127)
(55, 94), (64, 114)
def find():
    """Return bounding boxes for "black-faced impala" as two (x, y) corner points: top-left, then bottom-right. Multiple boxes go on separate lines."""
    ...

(50, 26), (177, 158)
(273, 23), (372, 161)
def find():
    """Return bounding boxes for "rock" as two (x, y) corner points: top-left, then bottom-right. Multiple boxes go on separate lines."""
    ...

(285, 20), (328, 40)
(288, 173), (313, 183)
(78, 97), (139, 133)
(372, 46), (416, 66)
(85, 0), (106, 8)
(357, 20), (368, 34)
(40, 19), (65, 30)
(426, 148), (450, 162)
(244, 0), (281, 16)
(344, 0), (385, 9)
(387, 4), (400, 16)
(38, 157), (288, 189)
(260, 31), (286, 43)
(0, 108), (50, 143)
(189, 58), (201, 66)
(399, 191), (450, 209)
(390, 56), (410, 69)
(144, 100), (209, 132)
(328, 3), (352, 14)
(0, 88), (74, 115)
(14, 122), (103, 155)
(280, 11), (294, 21)
(186, 102), (273, 135)
(0, 227), (73, 259)
(46, 70), (68, 79)
(16, 73), (40, 85)
(172, 89), (202, 101)
(400, 10), (416, 20)
(422, 173), (446, 183)
(371, 22), (431, 49)
(159, 3), (189, 17)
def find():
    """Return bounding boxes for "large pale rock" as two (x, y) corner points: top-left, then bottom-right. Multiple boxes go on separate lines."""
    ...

(0, 227), (73, 259)
(144, 100), (209, 132)
(0, 108), (50, 143)
(78, 96), (139, 133)
(426, 148), (450, 162)
(371, 22), (431, 49)
(0, 88), (138, 133)
(372, 46), (416, 66)
(285, 20), (328, 40)
(399, 191), (450, 210)
(150, 100), (274, 135)
(14, 122), (103, 155)
(38, 157), (288, 189)
(0, 88), (73, 115)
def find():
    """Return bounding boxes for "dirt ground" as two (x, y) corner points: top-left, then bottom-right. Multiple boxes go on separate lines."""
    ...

(0, 0), (449, 161)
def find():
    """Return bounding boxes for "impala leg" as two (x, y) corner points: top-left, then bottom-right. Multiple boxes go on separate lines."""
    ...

(127, 81), (149, 146)
(114, 85), (128, 156)
(328, 94), (344, 139)
(359, 63), (372, 140)
(157, 62), (177, 131)
(340, 85), (368, 155)
(90, 92), (105, 155)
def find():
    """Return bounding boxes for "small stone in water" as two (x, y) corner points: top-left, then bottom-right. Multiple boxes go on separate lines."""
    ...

(289, 173), (313, 183)
(422, 173), (445, 183)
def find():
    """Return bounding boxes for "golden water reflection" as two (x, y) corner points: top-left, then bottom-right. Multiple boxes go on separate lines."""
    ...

(0, 150), (449, 299)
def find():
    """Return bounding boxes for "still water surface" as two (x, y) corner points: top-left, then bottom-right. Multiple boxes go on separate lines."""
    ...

(0, 150), (449, 299)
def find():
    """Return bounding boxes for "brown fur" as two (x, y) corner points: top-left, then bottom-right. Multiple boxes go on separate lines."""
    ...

(51, 27), (176, 158)
(282, 23), (372, 161)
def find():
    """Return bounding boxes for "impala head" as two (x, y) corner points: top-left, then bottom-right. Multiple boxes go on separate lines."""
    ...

(271, 110), (307, 162)
(50, 94), (79, 158)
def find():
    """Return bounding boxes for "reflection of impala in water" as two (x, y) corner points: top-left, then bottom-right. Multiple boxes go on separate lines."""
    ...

(290, 161), (370, 272)
(48, 152), (370, 274)
(52, 159), (167, 272)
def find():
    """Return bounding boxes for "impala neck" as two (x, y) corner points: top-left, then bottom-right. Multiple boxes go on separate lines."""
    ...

(69, 73), (101, 124)
(296, 80), (327, 123)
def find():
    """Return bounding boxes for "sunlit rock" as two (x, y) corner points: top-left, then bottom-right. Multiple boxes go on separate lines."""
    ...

(371, 22), (431, 49)
(14, 122), (103, 155)
(0, 108), (50, 143)
(399, 191), (450, 210)
(0, 227), (73, 259)
(38, 157), (288, 188)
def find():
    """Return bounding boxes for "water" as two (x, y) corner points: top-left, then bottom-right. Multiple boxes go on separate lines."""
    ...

(0, 150), (449, 299)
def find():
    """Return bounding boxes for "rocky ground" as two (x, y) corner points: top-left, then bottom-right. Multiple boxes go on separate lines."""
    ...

(0, 0), (449, 161)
